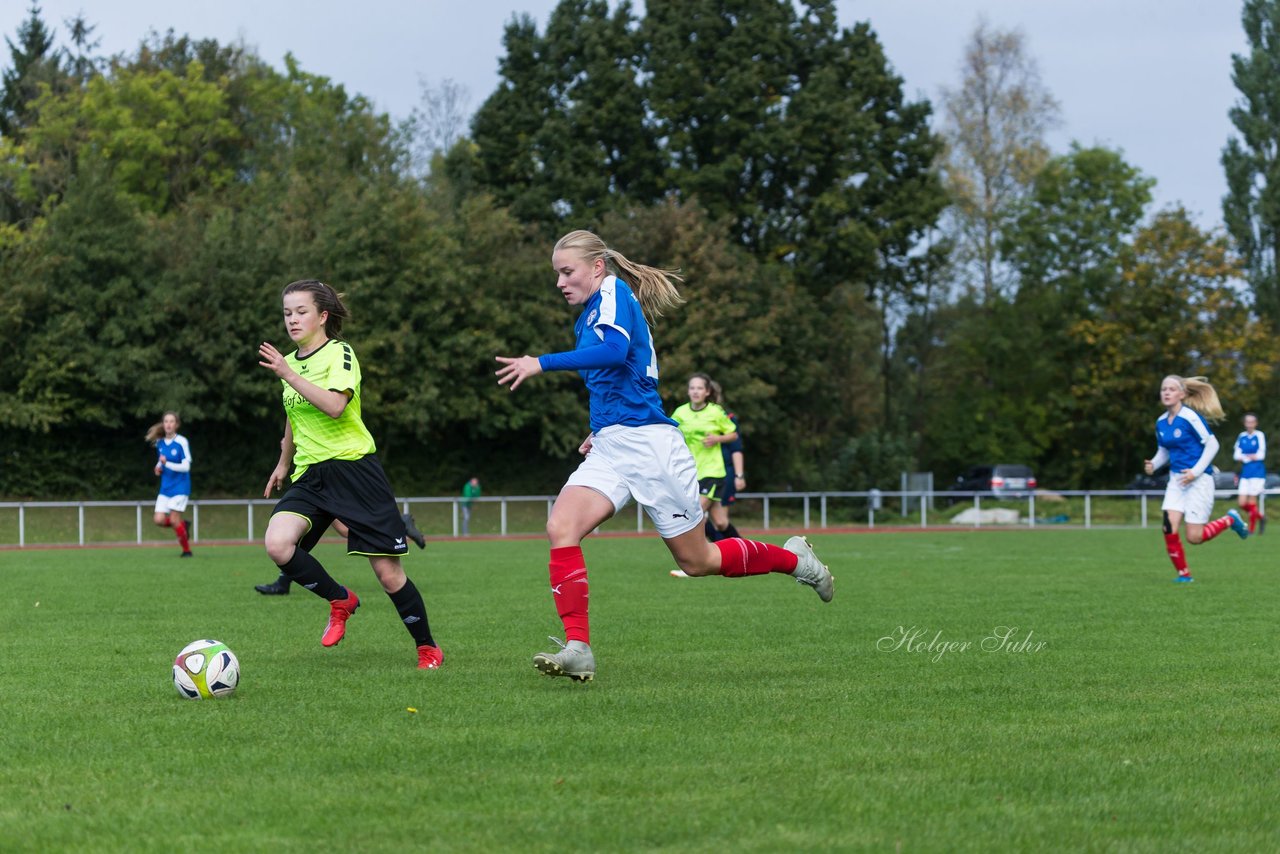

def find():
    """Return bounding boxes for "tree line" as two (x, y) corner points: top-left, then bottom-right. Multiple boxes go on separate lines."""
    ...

(0, 0), (1278, 499)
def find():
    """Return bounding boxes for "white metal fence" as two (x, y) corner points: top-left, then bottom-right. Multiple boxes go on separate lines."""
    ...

(0, 489), (1269, 548)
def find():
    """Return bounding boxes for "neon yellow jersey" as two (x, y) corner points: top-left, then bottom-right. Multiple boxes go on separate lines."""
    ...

(671, 402), (736, 479)
(282, 339), (376, 480)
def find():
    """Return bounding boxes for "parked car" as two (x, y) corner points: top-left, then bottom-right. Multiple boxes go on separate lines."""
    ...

(950, 464), (1037, 497)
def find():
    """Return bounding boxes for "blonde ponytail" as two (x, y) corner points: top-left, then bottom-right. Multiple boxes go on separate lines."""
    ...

(1166, 375), (1225, 422)
(554, 229), (685, 321)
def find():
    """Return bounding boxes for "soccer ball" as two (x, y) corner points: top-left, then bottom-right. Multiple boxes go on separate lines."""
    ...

(172, 639), (240, 699)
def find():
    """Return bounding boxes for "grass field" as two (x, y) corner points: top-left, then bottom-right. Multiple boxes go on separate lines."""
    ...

(3, 529), (1278, 851)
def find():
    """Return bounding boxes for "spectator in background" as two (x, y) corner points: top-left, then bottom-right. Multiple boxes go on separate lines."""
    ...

(461, 476), (481, 535)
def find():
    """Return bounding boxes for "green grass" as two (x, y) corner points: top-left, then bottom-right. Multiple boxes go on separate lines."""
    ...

(3, 530), (1278, 851)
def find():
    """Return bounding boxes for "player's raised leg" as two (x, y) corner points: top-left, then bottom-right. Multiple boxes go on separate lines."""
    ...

(264, 511), (357, 645)
(664, 524), (834, 602)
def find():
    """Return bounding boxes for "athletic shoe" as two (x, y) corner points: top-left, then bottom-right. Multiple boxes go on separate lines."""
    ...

(402, 512), (426, 550)
(1259, 517), (1267, 536)
(785, 535), (834, 602)
(255, 575), (291, 595)
(670, 569), (690, 578)
(532, 637), (595, 682)
(1227, 509), (1250, 540)
(321, 588), (360, 647)
(1174, 576), (1194, 583)
(180, 550), (193, 558)
(417, 644), (444, 670)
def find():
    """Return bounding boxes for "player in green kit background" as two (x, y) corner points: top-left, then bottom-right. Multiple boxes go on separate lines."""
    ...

(671, 373), (739, 517)
(259, 279), (443, 670)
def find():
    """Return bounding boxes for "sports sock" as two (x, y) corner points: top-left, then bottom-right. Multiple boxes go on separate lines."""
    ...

(549, 546), (590, 644)
(1164, 532), (1189, 576)
(715, 538), (799, 577)
(1248, 505), (1260, 533)
(173, 520), (190, 552)
(722, 523), (741, 540)
(277, 547), (346, 601)
(1200, 515), (1232, 542)
(388, 577), (436, 647)
(704, 518), (719, 541)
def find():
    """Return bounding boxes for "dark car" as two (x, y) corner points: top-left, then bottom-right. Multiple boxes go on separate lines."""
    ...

(951, 464), (1037, 497)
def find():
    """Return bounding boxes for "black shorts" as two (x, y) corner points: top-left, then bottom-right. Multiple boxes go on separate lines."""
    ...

(273, 456), (409, 558)
(720, 474), (737, 506)
(697, 477), (723, 502)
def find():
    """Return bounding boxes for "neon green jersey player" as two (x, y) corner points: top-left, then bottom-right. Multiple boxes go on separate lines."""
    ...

(258, 279), (443, 670)
(671, 372), (739, 510)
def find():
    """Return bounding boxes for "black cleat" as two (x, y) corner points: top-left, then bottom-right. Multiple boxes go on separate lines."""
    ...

(180, 550), (193, 558)
(402, 512), (426, 550)
(255, 574), (291, 595)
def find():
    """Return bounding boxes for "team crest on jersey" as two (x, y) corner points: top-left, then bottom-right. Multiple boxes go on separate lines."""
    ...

(1174, 428), (1182, 438)
(586, 309), (599, 327)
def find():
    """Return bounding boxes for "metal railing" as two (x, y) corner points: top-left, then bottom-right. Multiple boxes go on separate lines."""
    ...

(0, 489), (1270, 547)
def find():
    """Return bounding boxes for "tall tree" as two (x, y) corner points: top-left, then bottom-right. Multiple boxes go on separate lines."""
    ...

(471, 1), (660, 227)
(940, 20), (1059, 301)
(1223, 0), (1280, 324)
(0, 4), (65, 138)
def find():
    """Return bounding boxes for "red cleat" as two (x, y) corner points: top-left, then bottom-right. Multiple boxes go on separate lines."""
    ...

(321, 588), (359, 647)
(417, 644), (444, 670)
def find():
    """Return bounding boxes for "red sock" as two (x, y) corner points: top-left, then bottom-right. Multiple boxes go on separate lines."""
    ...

(159, 518), (172, 528)
(1200, 516), (1231, 543)
(174, 520), (190, 552)
(549, 546), (589, 644)
(1164, 532), (1189, 576)
(714, 538), (799, 577)
(1248, 505), (1260, 533)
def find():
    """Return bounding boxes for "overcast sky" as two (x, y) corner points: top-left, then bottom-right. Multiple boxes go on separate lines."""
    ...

(15, 0), (1248, 227)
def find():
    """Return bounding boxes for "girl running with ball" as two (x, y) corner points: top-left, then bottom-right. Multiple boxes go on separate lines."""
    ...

(1144, 375), (1248, 583)
(1233, 412), (1267, 534)
(495, 230), (833, 682)
(259, 280), (442, 669)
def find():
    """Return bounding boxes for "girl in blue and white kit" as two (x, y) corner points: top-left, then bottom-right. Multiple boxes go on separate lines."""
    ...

(1143, 376), (1247, 583)
(147, 411), (193, 557)
(1234, 412), (1267, 534)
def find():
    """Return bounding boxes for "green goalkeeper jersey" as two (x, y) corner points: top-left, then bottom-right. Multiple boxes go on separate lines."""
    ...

(671, 402), (736, 479)
(281, 339), (376, 480)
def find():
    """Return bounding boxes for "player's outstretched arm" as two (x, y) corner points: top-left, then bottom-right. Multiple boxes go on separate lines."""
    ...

(495, 355), (543, 391)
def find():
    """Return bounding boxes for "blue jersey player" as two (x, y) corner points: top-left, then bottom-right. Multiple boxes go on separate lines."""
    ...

(496, 230), (833, 682)
(146, 411), (193, 557)
(1143, 375), (1247, 582)
(1233, 412), (1267, 534)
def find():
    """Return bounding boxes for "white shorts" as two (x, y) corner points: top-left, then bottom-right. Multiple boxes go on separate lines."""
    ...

(1162, 475), (1214, 524)
(1239, 477), (1267, 497)
(155, 494), (189, 514)
(565, 423), (703, 539)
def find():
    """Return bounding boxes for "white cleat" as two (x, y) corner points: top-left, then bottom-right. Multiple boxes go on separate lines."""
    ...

(532, 637), (596, 682)
(785, 536), (834, 602)
(670, 569), (690, 578)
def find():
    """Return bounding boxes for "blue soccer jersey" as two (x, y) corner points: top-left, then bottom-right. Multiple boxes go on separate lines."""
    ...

(572, 276), (675, 432)
(1235, 431), (1267, 479)
(1155, 408), (1215, 474)
(157, 434), (192, 497)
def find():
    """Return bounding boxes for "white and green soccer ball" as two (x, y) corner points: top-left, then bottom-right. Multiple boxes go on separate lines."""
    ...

(172, 639), (239, 700)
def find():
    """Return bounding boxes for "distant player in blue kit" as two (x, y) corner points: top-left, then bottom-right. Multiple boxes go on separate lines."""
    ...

(495, 230), (833, 682)
(1234, 412), (1267, 534)
(147, 411), (193, 557)
(1143, 375), (1248, 582)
